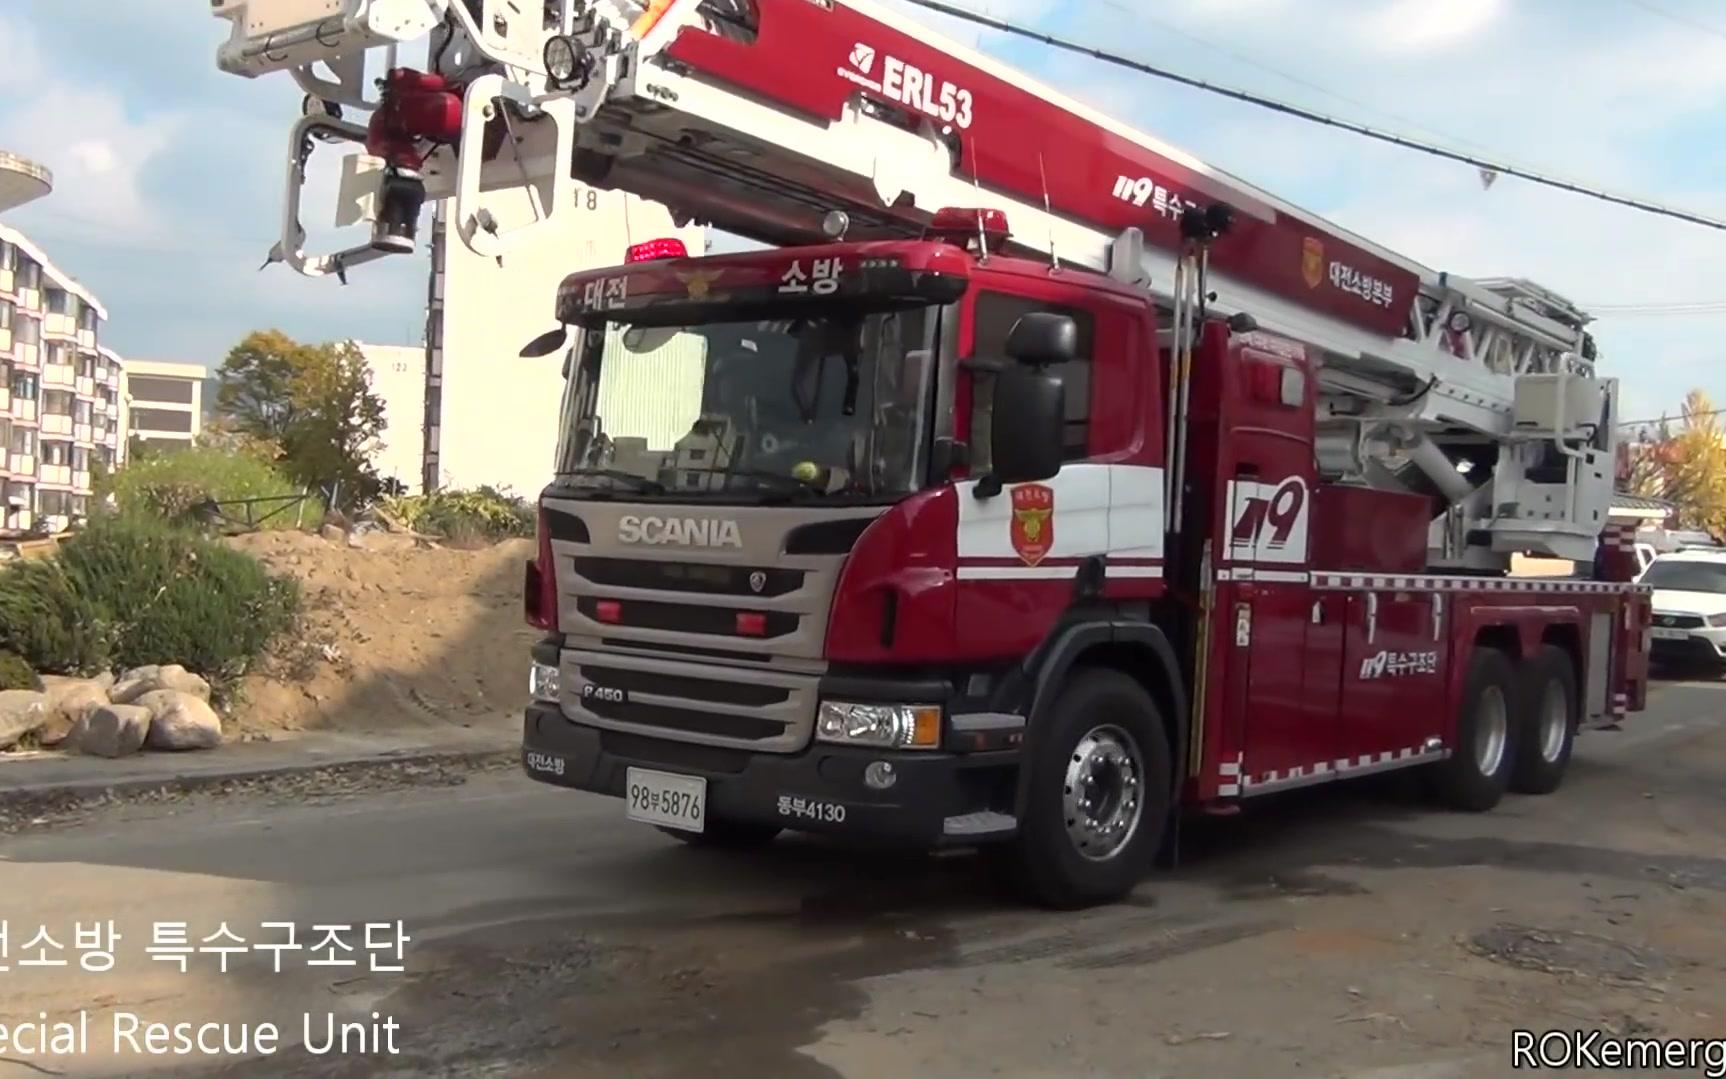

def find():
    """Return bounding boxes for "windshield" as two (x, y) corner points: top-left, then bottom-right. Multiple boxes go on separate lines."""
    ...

(1642, 559), (1726, 594)
(554, 307), (937, 501)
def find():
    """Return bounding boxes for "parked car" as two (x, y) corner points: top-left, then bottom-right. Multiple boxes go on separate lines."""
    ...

(1641, 548), (1726, 671)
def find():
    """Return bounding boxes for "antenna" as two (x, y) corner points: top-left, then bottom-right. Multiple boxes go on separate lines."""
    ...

(1038, 153), (1060, 273)
(966, 133), (989, 261)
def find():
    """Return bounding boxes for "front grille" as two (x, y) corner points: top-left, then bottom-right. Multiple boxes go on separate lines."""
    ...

(563, 648), (819, 753)
(576, 596), (798, 639)
(572, 556), (802, 598)
(579, 664), (791, 707)
(1655, 613), (1706, 628)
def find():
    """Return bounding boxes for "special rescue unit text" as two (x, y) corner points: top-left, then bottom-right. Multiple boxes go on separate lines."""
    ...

(0, 1011), (402, 1058)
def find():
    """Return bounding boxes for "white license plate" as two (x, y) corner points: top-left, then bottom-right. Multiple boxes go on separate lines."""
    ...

(625, 768), (706, 833)
(1652, 627), (1691, 641)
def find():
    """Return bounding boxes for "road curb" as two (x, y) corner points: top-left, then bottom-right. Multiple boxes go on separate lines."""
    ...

(0, 744), (518, 813)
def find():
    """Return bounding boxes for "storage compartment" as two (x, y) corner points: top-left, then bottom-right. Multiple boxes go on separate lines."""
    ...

(1310, 485), (1430, 574)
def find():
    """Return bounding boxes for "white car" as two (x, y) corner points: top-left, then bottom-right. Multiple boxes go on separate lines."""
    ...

(1641, 548), (1726, 669)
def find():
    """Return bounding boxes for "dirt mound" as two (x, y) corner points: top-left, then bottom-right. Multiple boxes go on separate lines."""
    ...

(227, 530), (537, 735)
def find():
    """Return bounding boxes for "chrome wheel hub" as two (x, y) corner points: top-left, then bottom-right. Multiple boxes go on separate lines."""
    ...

(1062, 724), (1145, 861)
(1538, 678), (1568, 763)
(1476, 685), (1509, 776)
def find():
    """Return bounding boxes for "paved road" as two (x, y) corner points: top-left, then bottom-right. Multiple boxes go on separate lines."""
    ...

(3, 681), (1725, 1077)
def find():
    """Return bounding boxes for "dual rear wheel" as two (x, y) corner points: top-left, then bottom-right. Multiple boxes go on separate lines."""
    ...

(1430, 644), (1577, 811)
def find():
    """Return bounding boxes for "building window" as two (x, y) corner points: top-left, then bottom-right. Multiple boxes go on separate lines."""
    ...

(74, 400), (92, 424)
(44, 390), (73, 415)
(128, 376), (196, 405)
(46, 289), (71, 316)
(13, 315), (39, 347)
(72, 446), (89, 471)
(967, 291), (1095, 462)
(0, 242), (14, 272)
(131, 407), (194, 434)
(46, 343), (70, 367)
(42, 441), (70, 467)
(0, 300), (10, 330)
(9, 428), (34, 456)
(39, 490), (72, 517)
(79, 305), (98, 332)
(17, 259), (40, 291)
(77, 354), (95, 378)
(11, 374), (36, 400)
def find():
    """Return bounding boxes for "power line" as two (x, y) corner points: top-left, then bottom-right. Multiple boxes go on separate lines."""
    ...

(900, 0), (1726, 233)
(1621, 0), (1726, 40)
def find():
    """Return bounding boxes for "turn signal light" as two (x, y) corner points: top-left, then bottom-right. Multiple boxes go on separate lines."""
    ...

(735, 611), (768, 637)
(594, 600), (623, 624)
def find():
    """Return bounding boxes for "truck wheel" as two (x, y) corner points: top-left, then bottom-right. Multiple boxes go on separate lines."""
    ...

(1510, 645), (1577, 795)
(1430, 647), (1518, 812)
(1005, 668), (1172, 910)
(658, 820), (781, 848)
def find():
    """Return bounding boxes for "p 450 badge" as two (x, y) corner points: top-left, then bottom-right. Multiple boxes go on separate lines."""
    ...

(581, 683), (628, 705)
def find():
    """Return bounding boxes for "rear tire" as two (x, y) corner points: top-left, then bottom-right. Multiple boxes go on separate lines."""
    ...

(1004, 668), (1172, 910)
(1510, 645), (1577, 795)
(658, 819), (781, 848)
(1430, 647), (1518, 812)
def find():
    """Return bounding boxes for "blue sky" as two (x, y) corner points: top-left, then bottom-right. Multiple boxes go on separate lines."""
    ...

(4, 0), (1726, 423)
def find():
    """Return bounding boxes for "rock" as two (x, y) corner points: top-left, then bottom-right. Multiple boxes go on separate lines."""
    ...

(36, 714), (76, 748)
(320, 524), (348, 543)
(139, 690), (223, 751)
(74, 704), (151, 758)
(44, 678), (112, 728)
(0, 690), (49, 749)
(111, 664), (212, 705)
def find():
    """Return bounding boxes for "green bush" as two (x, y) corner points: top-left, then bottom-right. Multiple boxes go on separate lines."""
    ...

(384, 486), (534, 543)
(0, 651), (41, 691)
(102, 445), (317, 530)
(0, 515), (299, 687)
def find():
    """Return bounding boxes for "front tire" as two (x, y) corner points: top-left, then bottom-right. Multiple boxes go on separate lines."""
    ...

(657, 819), (781, 848)
(1430, 647), (1518, 812)
(1510, 645), (1577, 795)
(1004, 668), (1172, 910)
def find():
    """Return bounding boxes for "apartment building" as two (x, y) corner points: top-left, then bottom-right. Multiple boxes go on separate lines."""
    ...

(0, 222), (124, 534)
(123, 359), (205, 451)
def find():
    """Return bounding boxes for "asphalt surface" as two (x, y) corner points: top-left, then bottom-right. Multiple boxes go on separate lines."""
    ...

(3, 678), (1725, 1077)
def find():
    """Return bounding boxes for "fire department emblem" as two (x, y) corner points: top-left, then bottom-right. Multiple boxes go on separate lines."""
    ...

(1010, 484), (1055, 567)
(677, 269), (721, 300)
(1301, 237), (1324, 290)
(748, 570), (767, 594)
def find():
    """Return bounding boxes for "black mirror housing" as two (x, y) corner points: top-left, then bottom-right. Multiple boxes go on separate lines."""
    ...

(1005, 312), (1078, 367)
(990, 367), (1065, 485)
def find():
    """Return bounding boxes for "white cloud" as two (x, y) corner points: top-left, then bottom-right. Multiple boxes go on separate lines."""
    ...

(0, 14), (44, 91)
(1365, 0), (1503, 53)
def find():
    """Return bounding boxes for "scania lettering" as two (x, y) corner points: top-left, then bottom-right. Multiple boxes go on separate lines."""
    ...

(616, 515), (744, 549)
(208, 0), (1652, 909)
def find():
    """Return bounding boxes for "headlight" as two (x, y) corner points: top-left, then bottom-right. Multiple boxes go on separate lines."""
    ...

(1707, 613), (1726, 628)
(817, 701), (941, 750)
(529, 662), (561, 703)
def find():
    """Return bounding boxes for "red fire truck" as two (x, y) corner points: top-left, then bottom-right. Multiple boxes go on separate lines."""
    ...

(211, 0), (1653, 907)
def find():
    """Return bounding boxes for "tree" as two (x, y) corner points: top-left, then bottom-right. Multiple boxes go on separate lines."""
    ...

(1629, 389), (1726, 538)
(214, 331), (387, 507)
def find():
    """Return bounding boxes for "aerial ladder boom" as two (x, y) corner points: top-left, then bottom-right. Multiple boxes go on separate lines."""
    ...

(208, 0), (1619, 565)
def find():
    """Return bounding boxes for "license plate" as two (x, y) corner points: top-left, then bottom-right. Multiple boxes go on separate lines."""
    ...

(625, 768), (706, 833)
(1652, 627), (1691, 641)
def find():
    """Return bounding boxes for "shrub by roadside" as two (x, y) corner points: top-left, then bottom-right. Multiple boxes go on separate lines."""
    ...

(382, 486), (533, 544)
(0, 514), (299, 698)
(101, 444), (318, 531)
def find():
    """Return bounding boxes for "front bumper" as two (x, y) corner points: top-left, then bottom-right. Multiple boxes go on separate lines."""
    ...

(1650, 629), (1726, 666)
(520, 703), (1018, 846)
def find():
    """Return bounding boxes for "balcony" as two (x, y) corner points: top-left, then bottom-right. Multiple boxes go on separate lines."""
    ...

(10, 454), (34, 475)
(74, 422), (93, 444)
(0, 327), (9, 353)
(11, 343), (38, 370)
(76, 375), (95, 396)
(43, 361), (74, 388)
(11, 398), (34, 423)
(73, 469), (92, 492)
(93, 397), (109, 415)
(39, 462), (72, 487)
(43, 312), (74, 338)
(0, 387), (8, 412)
(40, 411), (72, 436)
(77, 327), (96, 350)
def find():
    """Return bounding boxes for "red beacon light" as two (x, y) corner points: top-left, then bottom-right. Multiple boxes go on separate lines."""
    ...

(624, 238), (690, 263)
(924, 207), (1011, 249)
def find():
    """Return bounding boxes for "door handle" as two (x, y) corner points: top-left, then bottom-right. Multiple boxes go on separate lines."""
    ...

(1364, 592), (1378, 645)
(1432, 593), (1444, 641)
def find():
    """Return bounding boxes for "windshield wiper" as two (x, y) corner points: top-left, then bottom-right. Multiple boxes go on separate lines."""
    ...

(566, 469), (667, 494)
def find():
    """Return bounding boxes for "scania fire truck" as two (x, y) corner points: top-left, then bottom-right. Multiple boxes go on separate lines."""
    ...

(208, 0), (1652, 907)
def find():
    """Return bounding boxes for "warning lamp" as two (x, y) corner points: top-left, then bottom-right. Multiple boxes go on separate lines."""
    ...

(925, 207), (1011, 247)
(594, 599), (623, 624)
(625, 238), (689, 263)
(735, 611), (769, 637)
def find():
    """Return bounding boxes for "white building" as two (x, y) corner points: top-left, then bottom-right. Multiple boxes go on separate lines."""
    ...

(122, 359), (205, 452)
(0, 222), (124, 534)
(358, 183), (704, 500)
(355, 342), (425, 495)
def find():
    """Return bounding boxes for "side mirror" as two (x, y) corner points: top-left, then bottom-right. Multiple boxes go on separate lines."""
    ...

(1005, 312), (1077, 366)
(990, 366), (1064, 485)
(521, 327), (570, 358)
